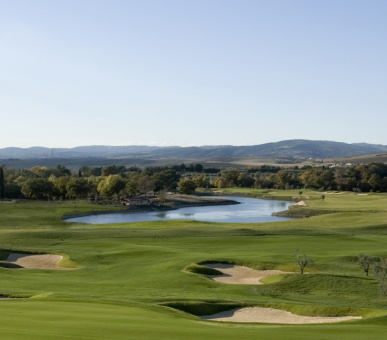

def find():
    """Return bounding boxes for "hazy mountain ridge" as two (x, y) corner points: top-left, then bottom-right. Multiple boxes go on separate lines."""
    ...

(1, 140), (387, 160)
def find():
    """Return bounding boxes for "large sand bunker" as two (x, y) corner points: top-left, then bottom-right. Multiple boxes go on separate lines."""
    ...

(202, 307), (362, 324)
(203, 263), (290, 285)
(6, 253), (70, 270)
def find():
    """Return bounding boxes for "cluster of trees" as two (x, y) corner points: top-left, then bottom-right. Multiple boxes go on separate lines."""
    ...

(0, 164), (207, 201)
(2, 161), (387, 201)
(298, 163), (387, 192)
(215, 163), (387, 193)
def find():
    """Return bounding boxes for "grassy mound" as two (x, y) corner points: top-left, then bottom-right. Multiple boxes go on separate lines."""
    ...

(163, 301), (379, 319)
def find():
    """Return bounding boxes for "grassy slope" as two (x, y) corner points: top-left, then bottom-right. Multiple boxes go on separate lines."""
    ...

(0, 191), (387, 339)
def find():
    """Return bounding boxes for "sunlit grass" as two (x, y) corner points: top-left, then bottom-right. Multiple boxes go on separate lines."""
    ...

(0, 191), (387, 339)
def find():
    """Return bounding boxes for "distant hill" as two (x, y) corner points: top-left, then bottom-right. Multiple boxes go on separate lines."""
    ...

(1, 140), (387, 161)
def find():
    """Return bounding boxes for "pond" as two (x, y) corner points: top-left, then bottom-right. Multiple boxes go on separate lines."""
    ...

(65, 196), (294, 224)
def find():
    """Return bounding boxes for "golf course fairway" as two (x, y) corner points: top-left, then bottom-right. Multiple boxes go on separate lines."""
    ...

(0, 189), (387, 339)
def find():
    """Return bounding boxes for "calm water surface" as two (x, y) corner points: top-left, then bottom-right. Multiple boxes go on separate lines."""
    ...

(66, 196), (294, 224)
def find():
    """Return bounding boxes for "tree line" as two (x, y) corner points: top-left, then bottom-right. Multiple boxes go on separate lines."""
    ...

(0, 164), (204, 201)
(211, 163), (387, 193)
(1, 162), (387, 201)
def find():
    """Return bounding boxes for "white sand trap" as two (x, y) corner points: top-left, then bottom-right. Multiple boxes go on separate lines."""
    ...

(6, 253), (69, 270)
(203, 263), (291, 285)
(202, 307), (362, 324)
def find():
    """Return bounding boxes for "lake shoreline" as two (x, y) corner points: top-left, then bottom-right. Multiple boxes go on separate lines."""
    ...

(64, 195), (294, 224)
(62, 194), (238, 220)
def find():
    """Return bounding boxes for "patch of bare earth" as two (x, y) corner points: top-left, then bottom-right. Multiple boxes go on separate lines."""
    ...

(6, 253), (70, 270)
(203, 263), (291, 285)
(202, 307), (362, 324)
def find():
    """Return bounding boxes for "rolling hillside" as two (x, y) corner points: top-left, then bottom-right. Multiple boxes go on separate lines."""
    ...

(1, 140), (387, 160)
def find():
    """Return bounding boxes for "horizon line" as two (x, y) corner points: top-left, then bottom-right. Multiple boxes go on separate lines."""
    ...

(0, 139), (375, 149)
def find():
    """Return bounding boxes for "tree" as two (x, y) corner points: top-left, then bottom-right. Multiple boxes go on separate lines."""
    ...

(137, 175), (154, 196)
(178, 179), (197, 195)
(300, 169), (334, 190)
(126, 174), (140, 196)
(358, 254), (374, 276)
(56, 164), (71, 176)
(66, 177), (91, 199)
(274, 170), (290, 189)
(157, 187), (168, 203)
(30, 166), (62, 179)
(152, 169), (180, 191)
(86, 176), (99, 202)
(54, 176), (71, 199)
(102, 165), (126, 176)
(97, 175), (126, 199)
(374, 258), (387, 297)
(254, 175), (274, 189)
(4, 183), (22, 199)
(295, 249), (313, 274)
(192, 163), (203, 172)
(79, 166), (102, 177)
(21, 178), (55, 200)
(222, 170), (239, 187)
(368, 174), (381, 191)
(194, 175), (211, 188)
(0, 166), (4, 200)
(238, 172), (255, 188)
(214, 177), (224, 188)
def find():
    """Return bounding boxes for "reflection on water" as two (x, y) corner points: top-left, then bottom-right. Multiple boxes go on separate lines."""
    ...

(66, 196), (294, 225)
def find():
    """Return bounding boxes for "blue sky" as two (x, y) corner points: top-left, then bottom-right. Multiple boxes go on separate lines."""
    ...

(1, 0), (386, 148)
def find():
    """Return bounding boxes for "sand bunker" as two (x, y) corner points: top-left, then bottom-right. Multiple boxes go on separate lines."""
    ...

(202, 307), (362, 324)
(203, 263), (290, 285)
(6, 253), (70, 270)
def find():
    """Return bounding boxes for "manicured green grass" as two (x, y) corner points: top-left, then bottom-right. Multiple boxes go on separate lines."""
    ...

(1, 191), (387, 339)
(0, 300), (385, 340)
